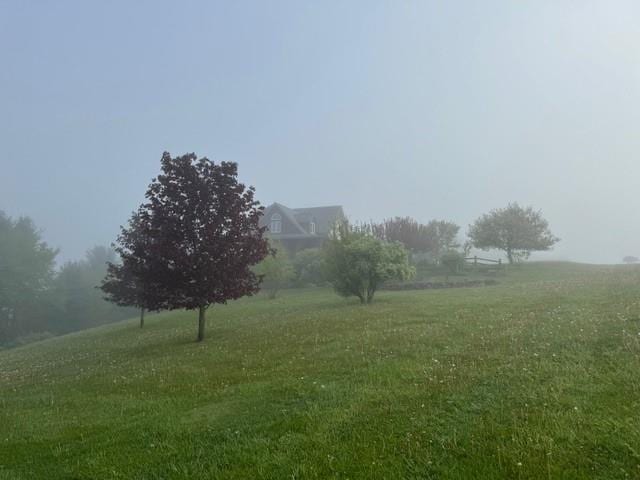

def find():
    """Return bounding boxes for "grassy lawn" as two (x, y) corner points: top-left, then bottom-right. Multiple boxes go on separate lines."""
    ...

(1, 262), (640, 479)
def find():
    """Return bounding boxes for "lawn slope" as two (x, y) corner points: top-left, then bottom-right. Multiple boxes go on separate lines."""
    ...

(1, 263), (639, 479)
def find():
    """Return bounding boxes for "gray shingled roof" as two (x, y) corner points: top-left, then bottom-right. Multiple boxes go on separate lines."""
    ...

(263, 203), (344, 236)
(291, 206), (344, 235)
(270, 202), (307, 234)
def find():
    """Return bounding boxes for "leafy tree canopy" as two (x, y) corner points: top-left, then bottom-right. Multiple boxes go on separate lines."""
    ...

(468, 203), (559, 264)
(324, 222), (414, 304)
(101, 210), (169, 329)
(0, 212), (58, 342)
(292, 248), (326, 286)
(365, 217), (459, 258)
(104, 152), (269, 341)
(440, 250), (465, 279)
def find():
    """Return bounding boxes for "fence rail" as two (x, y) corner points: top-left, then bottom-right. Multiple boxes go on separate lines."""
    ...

(464, 256), (503, 267)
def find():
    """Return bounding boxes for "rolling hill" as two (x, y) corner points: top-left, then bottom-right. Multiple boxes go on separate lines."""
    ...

(1, 263), (639, 479)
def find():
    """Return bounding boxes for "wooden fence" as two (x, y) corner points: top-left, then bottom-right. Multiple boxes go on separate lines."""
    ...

(464, 256), (504, 273)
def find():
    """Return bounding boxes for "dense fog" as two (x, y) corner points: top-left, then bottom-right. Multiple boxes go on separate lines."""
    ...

(2, 1), (639, 264)
(2, 4), (640, 477)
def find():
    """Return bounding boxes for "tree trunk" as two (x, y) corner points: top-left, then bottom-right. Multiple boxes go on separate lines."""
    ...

(197, 305), (207, 342)
(139, 307), (145, 329)
(366, 285), (375, 304)
(506, 248), (514, 264)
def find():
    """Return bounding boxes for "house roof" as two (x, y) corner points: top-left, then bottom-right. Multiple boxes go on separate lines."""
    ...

(264, 203), (344, 236)
(269, 202), (307, 234)
(291, 206), (344, 235)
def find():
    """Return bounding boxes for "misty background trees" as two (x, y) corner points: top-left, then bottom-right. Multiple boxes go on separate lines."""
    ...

(0, 211), (135, 345)
(253, 241), (295, 299)
(291, 248), (325, 287)
(0, 212), (58, 342)
(53, 246), (134, 332)
(366, 217), (460, 261)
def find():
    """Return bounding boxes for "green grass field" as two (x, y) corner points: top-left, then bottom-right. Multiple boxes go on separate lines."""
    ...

(1, 262), (640, 479)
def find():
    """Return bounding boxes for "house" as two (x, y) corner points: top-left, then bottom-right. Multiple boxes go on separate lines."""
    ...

(260, 203), (345, 253)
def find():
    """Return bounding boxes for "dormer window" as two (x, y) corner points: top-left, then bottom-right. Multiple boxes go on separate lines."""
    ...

(270, 213), (282, 233)
(309, 221), (316, 234)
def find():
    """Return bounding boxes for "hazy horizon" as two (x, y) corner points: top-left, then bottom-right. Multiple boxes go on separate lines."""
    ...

(2, 1), (639, 264)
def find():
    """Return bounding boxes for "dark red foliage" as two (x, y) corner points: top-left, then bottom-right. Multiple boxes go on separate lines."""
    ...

(102, 152), (269, 340)
(101, 209), (168, 312)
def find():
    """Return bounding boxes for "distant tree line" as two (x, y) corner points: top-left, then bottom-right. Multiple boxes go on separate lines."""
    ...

(0, 211), (135, 345)
(364, 217), (460, 259)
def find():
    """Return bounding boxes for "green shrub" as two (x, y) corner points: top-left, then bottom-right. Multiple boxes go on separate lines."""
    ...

(323, 224), (414, 304)
(254, 241), (295, 299)
(440, 250), (465, 278)
(292, 248), (326, 286)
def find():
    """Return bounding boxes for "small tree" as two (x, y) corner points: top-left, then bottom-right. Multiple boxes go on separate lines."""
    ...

(101, 210), (163, 328)
(254, 241), (294, 299)
(425, 220), (460, 259)
(101, 260), (158, 329)
(468, 203), (559, 264)
(105, 152), (269, 341)
(440, 250), (465, 281)
(323, 222), (414, 304)
(623, 256), (639, 264)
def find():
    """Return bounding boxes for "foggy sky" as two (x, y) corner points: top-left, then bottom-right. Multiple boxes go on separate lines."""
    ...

(1, 1), (639, 264)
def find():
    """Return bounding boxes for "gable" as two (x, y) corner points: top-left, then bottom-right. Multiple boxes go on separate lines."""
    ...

(261, 203), (306, 235)
(261, 203), (345, 236)
(292, 206), (345, 235)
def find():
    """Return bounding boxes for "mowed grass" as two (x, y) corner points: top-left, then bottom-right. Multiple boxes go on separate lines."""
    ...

(1, 263), (640, 479)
